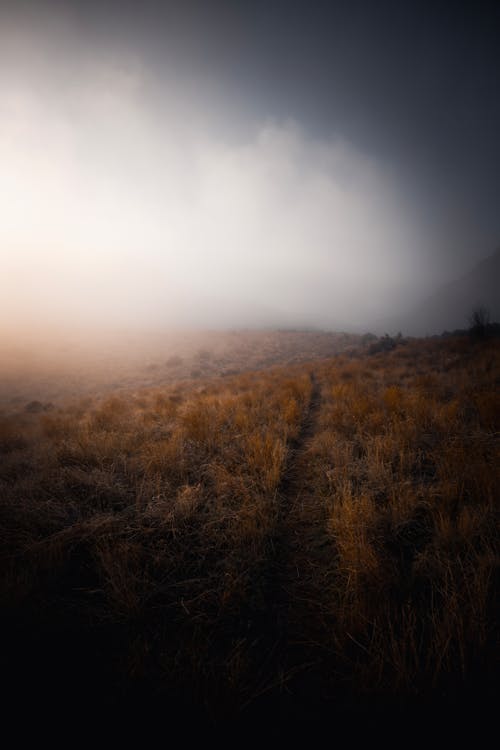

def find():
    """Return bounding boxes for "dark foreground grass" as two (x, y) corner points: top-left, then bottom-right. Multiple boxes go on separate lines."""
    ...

(1, 336), (498, 736)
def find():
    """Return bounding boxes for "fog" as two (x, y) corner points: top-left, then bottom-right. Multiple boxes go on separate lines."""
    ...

(0, 21), (438, 345)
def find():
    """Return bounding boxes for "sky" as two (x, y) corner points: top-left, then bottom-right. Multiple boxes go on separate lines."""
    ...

(1, 0), (499, 333)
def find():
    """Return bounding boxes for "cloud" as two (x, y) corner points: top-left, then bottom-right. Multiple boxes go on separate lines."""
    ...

(0, 39), (427, 331)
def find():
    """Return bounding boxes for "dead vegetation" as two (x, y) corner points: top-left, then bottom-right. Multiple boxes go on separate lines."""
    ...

(296, 337), (499, 702)
(0, 328), (359, 410)
(0, 334), (498, 729)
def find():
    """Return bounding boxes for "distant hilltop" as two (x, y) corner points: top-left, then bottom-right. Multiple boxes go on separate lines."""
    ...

(385, 247), (500, 336)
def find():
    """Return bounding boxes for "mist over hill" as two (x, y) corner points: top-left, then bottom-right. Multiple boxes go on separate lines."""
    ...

(380, 247), (500, 336)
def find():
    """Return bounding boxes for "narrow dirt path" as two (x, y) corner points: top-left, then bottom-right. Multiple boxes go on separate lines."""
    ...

(240, 370), (330, 721)
(277, 371), (322, 512)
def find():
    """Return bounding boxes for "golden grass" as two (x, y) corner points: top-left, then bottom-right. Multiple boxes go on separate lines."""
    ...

(0, 334), (498, 719)
(302, 337), (499, 694)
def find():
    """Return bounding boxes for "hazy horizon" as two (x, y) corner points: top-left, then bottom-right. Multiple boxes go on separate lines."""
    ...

(1, 1), (499, 339)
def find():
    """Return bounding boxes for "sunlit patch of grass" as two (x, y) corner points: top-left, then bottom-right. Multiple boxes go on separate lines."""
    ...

(242, 431), (286, 493)
(327, 490), (383, 597)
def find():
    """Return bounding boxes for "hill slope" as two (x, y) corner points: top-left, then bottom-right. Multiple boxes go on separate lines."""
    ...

(388, 248), (500, 335)
(1, 335), (498, 733)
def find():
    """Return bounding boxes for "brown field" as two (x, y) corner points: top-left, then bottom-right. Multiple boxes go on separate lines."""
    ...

(0, 328), (360, 410)
(1, 331), (498, 735)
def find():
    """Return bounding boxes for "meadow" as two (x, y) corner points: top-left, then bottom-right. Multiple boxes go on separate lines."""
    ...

(1, 332), (498, 733)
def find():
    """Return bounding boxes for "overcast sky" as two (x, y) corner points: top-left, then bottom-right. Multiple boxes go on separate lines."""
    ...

(1, 0), (499, 332)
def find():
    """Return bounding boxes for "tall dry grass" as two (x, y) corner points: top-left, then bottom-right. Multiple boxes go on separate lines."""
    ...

(304, 338), (499, 695)
(0, 364), (313, 711)
(0, 335), (498, 721)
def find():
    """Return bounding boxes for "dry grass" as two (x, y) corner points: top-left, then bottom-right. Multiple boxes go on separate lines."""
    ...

(304, 337), (499, 696)
(0, 334), (498, 727)
(0, 365), (313, 714)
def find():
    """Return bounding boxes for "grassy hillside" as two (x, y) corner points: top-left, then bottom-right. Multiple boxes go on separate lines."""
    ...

(0, 328), (360, 410)
(1, 334), (498, 734)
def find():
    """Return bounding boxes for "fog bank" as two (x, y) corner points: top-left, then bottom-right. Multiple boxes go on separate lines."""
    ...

(0, 33), (432, 336)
